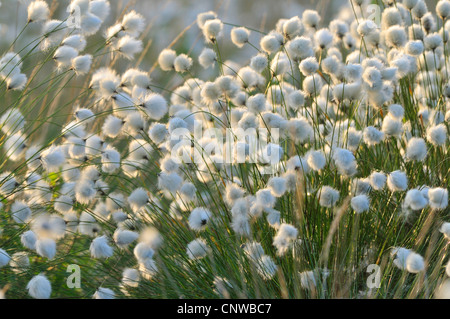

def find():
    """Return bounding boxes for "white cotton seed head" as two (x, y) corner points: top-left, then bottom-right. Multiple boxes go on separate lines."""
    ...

(179, 182), (196, 202)
(157, 172), (182, 193)
(75, 179), (96, 204)
(128, 188), (149, 212)
(437, 0), (450, 19)
(80, 13), (102, 36)
(363, 67), (382, 91)
(187, 238), (210, 259)
(406, 252), (425, 273)
(287, 118), (313, 143)
(90, 235), (114, 259)
(424, 33), (443, 50)
(406, 137), (427, 161)
(122, 268), (140, 287)
(158, 49), (177, 71)
(89, 0), (111, 22)
(392, 247), (411, 270)
(114, 229), (139, 248)
(306, 150), (326, 171)
(231, 198), (249, 218)
(174, 54), (193, 73)
(318, 186), (340, 208)
(53, 46), (78, 68)
(71, 55), (92, 75)
(133, 242), (154, 262)
(62, 35), (87, 51)
(260, 34), (281, 54)
(381, 7), (403, 29)
(4, 134), (27, 161)
(243, 242), (265, 261)
(246, 94), (267, 114)
(256, 255), (278, 280)
(363, 126), (385, 145)
(0, 249), (10, 268)
(286, 156), (310, 174)
(388, 104), (405, 120)
(41, 146), (66, 172)
(0, 52), (22, 76)
(138, 258), (158, 280)
(385, 26), (407, 48)
(201, 82), (220, 104)
(302, 9), (320, 29)
(273, 223), (298, 256)
(197, 11), (217, 29)
(28, 0), (50, 22)
(6, 73), (27, 91)
(405, 189), (428, 210)
(266, 208), (282, 229)
(225, 183), (245, 207)
(387, 170), (408, 192)
(116, 35), (143, 60)
(333, 148), (357, 176)
(101, 146), (121, 173)
(0, 172), (18, 197)
(256, 188), (276, 208)
(189, 207), (212, 231)
(54, 195), (73, 214)
(81, 166), (101, 181)
(369, 171), (387, 190)
(382, 115), (403, 137)
(351, 195), (370, 213)
(0, 108), (25, 134)
(315, 28), (333, 49)
(428, 188), (448, 209)
(142, 93), (168, 120)
(299, 57), (319, 76)
(403, 0), (419, 10)
(271, 54), (290, 75)
(426, 124), (447, 146)
(231, 27), (250, 47)
(440, 222), (450, 240)
(102, 115), (124, 138)
(202, 18), (223, 42)
(93, 287), (115, 299)
(148, 123), (168, 145)
(198, 48), (216, 69)
(267, 177), (287, 197)
(74, 108), (95, 124)
(250, 54), (268, 73)
(351, 178), (371, 195)
(69, 0), (90, 15)
(36, 238), (56, 260)
(283, 16), (303, 38)
(11, 200), (32, 223)
(78, 212), (99, 237)
(27, 274), (51, 299)
(287, 90), (305, 110)
(303, 74), (323, 95)
(121, 10), (145, 35)
(21, 230), (37, 250)
(139, 227), (163, 250)
(286, 36), (313, 60)
(421, 12), (436, 33)
(277, 223), (298, 239)
(357, 20), (378, 37)
(322, 56), (341, 77)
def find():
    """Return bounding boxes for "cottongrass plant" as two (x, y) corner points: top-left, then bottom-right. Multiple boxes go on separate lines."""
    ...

(0, 0), (448, 299)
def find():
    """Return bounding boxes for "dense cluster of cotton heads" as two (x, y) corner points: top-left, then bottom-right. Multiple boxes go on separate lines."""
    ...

(0, 0), (448, 299)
